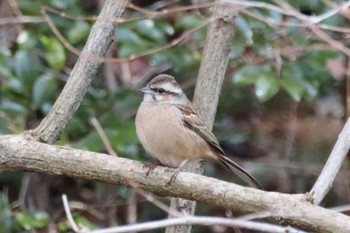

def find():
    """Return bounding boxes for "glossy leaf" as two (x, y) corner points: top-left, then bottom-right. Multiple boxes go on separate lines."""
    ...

(280, 65), (305, 101)
(135, 19), (165, 42)
(236, 15), (253, 45)
(255, 74), (279, 102)
(14, 50), (41, 87)
(67, 21), (91, 44)
(32, 74), (58, 108)
(16, 212), (49, 229)
(0, 101), (28, 115)
(233, 64), (272, 85)
(17, 31), (37, 49)
(40, 36), (66, 70)
(175, 14), (201, 29)
(116, 27), (143, 44)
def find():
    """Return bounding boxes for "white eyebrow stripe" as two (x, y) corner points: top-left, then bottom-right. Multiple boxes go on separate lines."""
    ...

(160, 82), (181, 93)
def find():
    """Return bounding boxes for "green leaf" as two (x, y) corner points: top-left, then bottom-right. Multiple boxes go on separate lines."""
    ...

(16, 212), (49, 229)
(135, 19), (165, 42)
(17, 31), (37, 49)
(72, 213), (97, 230)
(116, 27), (143, 44)
(14, 50), (41, 87)
(255, 74), (279, 102)
(233, 64), (279, 101)
(67, 21), (90, 44)
(230, 32), (246, 59)
(0, 101), (28, 115)
(175, 14), (201, 29)
(155, 20), (174, 36)
(236, 16), (253, 45)
(233, 64), (271, 85)
(32, 74), (58, 108)
(280, 67), (305, 102)
(40, 36), (66, 70)
(118, 42), (149, 58)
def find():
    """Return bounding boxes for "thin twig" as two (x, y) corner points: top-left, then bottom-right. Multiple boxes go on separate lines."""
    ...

(0, 16), (45, 25)
(62, 194), (80, 233)
(6, 0), (23, 16)
(42, 6), (219, 63)
(42, 3), (215, 24)
(90, 117), (118, 157)
(88, 216), (307, 233)
(310, 118), (350, 204)
(241, 8), (350, 34)
(308, 24), (350, 56)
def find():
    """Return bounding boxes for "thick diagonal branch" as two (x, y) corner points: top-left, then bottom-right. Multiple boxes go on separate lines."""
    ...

(32, 0), (129, 144)
(311, 118), (350, 204)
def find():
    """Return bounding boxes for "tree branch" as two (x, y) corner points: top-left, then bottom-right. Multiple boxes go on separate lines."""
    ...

(89, 216), (307, 233)
(1, 134), (350, 233)
(310, 118), (350, 205)
(166, 3), (238, 233)
(31, 0), (129, 144)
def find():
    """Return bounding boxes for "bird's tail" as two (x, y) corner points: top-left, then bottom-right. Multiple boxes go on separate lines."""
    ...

(217, 154), (262, 189)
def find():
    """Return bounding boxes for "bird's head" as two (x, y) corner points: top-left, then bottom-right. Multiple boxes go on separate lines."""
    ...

(139, 74), (189, 104)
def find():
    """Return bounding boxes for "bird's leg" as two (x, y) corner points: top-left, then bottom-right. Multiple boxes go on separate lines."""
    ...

(144, 160), (162, 176)
(166, 159), (189, 186)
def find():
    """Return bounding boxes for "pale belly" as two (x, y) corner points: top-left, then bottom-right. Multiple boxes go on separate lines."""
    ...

(135, 103), (214, 168)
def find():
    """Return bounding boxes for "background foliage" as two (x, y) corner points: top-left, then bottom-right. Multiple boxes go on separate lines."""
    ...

(0, 0), (349, 232)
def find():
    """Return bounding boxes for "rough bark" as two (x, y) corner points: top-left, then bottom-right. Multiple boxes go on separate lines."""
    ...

(31, 0), (129, 144)
(0, 134), (349, 233)
(166, 4), (237, 233)
(311, 117), (350, 204)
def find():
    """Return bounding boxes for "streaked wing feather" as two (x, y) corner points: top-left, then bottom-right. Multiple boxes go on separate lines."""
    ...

(177, 104), (262, 189)
(176, 104), (225, 155)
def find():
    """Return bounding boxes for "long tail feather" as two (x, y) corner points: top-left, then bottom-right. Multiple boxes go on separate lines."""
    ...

(217, 154), (262, 189)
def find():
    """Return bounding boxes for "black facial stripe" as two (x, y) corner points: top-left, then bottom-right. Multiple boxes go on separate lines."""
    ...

(151, 88), (174, 95)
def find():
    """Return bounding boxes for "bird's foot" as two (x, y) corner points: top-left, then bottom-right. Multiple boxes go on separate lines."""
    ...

(144, 160), (162, 176)
(165, 159), (189, 186)
(165, 168), (182, 186)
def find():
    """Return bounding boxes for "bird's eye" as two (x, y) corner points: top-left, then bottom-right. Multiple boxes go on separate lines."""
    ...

(158, 88), (165, 94)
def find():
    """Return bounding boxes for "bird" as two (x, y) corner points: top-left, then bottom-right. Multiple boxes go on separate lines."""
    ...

(135, 74), (262, 189)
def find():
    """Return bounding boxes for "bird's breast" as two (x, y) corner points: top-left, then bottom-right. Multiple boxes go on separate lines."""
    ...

(135, 103), (214, 167)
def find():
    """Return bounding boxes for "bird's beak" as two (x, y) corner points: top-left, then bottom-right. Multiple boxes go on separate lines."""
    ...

(139, 86), (152, 94)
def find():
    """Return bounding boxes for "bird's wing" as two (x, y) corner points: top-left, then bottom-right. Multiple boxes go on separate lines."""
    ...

(176, 104), (262, 189)
(176, 104), (225, 155)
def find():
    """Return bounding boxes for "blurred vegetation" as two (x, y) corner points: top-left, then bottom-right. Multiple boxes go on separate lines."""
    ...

(0, 0), (349, 232)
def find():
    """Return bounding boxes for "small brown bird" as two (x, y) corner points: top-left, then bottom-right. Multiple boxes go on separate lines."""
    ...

(135, 74), (261, 188)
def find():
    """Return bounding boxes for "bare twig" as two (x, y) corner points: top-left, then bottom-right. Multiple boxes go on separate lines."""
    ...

(62, 194), (80, 233)
(271, 0), (350, 57)
(42, 6), (219, 63)
(308, 25), (350, 56)
(310, 118), (350, 205)
(89, 216), (307, 233)
(90, 117), (118, 157)
(42, 2), (215, 24)
(0, 16), (45, 26)
(6, 0), (23, 16)
(240, 8), (350, 34)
